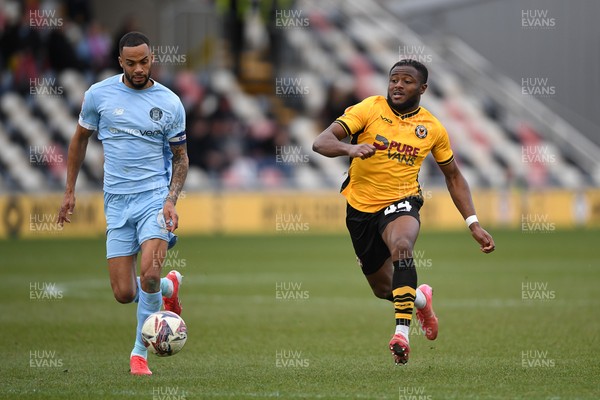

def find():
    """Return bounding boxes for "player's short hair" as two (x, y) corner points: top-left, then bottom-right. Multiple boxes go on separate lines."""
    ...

(119, 31), (150, 54)
(389, 59), (428, 84)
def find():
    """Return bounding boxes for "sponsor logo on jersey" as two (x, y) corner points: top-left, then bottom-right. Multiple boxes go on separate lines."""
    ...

(372, 134), (420, 166)
(108, 127), (163, 137)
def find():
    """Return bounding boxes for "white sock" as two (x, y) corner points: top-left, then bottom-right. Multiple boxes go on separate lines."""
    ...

(160, 277), (174, 298)
(394, 324), (410, 341)
(414, 287), (426, 309)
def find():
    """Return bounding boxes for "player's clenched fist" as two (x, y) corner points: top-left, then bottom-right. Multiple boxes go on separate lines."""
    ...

(349, 144), (376, 159)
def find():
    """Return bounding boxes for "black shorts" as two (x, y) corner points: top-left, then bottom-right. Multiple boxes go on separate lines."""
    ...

(346, 196), (423, 275)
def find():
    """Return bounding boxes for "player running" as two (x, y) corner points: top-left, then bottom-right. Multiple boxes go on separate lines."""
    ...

(58, 32), (189, 375)
(312, 59), (495, 364)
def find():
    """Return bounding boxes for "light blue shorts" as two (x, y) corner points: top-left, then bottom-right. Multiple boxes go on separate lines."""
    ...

(104, 188), (171, 259)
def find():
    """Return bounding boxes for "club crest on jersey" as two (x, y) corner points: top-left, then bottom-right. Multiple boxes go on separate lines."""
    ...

(149, 107), (163, 121)
(415, 125), (428, 139)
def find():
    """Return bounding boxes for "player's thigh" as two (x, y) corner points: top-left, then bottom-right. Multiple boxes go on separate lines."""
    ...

(107, 255), (137, 303)
(135, 190), (170, 253)
(346, 204), (390, 275)
(379, 197), (423, 260)
(381, 215), (420, 260)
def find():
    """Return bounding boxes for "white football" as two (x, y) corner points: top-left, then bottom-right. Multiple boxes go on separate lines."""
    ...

(141, 311), (187, 356)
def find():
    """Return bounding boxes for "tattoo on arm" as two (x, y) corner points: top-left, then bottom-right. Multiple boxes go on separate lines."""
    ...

(168, 144), (189, 204)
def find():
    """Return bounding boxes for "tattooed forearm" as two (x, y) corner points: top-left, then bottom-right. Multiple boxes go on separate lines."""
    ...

(167, 144), (189, 204)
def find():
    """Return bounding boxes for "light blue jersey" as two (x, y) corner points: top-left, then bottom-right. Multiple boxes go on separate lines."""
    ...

(79, 74), (186, 194)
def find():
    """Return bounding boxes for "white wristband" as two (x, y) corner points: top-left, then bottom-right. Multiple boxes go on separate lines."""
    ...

(465, 215), (478, 227)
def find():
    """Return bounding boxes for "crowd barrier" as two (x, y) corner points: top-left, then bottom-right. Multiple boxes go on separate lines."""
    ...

(1, 189), (598, 239)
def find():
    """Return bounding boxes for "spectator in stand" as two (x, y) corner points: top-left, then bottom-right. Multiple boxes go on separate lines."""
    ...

(77, 21), (111, 73)
(0, 4), (43, 94)
(47, 21), (84, 72)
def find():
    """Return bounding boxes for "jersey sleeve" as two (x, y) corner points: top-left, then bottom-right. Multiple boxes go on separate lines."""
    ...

(167, 99), (186, 145)
(431, 124), (454, 166)
(78, 88), (99, 131)
(334, 97), (374, 137)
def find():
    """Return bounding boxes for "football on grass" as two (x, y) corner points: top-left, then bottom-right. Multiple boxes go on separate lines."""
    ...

(141, 311), (187, 356)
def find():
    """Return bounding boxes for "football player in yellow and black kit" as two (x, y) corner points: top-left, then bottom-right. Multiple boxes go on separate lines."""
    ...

(313, 59), (495, 365)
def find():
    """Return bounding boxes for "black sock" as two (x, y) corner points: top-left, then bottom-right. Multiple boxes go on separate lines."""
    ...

(392, 258), (417, 327)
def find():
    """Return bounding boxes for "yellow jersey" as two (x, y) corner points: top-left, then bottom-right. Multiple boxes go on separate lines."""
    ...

(335, 95), (454, 213)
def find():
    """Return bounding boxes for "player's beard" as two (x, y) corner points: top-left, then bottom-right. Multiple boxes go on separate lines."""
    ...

(387, 94), (420, 115)
(124, 69), (152, 89)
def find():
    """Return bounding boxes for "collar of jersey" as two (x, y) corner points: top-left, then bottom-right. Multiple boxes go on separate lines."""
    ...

(119, 74), (156, 90)
(388, 103), (422, 120)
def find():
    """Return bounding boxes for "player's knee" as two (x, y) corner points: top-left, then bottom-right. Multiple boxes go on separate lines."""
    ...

(113, 289), (136, 304)
(372, 287), (392, 300)
(140, 272), (161, 293)
(370, 280), (392, 300)
(390, 237), (413, 260)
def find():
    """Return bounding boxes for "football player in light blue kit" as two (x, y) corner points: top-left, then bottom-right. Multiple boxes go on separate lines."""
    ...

(58, 32), (189, 375)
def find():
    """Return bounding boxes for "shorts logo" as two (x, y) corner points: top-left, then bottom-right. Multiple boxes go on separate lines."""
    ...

(415, 125), (428, 139)
(356, 256), (363, 269)
(149, 107), (163, 121)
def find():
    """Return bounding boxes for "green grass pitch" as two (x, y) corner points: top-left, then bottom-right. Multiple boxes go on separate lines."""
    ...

(1, 229), (599, 399)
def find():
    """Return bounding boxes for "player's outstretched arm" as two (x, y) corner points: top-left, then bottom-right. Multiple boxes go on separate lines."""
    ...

(58, 124), (93, 227)
(439, 160), (495, 253)
(313, 122), (376, 159)
(163, 143), (189, 232)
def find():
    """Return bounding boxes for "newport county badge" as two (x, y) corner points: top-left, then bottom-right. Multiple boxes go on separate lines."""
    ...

(415, 125), (428, 139)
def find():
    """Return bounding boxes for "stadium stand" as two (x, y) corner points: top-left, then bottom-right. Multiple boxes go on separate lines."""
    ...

(0, 0), (598, 195)
(282, 0), (600, 188)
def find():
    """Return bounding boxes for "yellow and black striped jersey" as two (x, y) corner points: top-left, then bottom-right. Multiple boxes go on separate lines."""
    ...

(335, 95), (454, 213)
